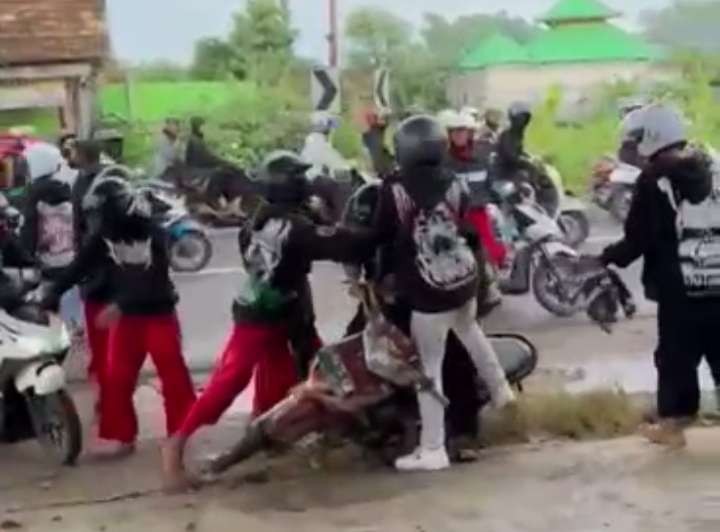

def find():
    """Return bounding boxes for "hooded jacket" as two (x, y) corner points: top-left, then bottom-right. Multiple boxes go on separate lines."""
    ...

(602, 148), (716, 303)
(52, 216), (178, 315)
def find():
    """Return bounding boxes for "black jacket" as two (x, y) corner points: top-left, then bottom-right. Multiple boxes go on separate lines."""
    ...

(21, 175), (73, 277)
(496, 127), (527, 172)
(70, 165), (113, 302)
(0, 232), (36, 311)
(52, 217), (178, 315)
(186, 132), (225, 169)
(373, 167), (480, 313)
(233, 204), (373, 323)
(601, 152), (714, 303)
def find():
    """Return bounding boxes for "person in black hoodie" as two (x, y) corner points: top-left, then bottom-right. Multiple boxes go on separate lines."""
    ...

(41, 177), (196, 458)
(162, 150), (374, 492)
(600, 103), (718, 448)
(372, 115), (515, 472)
(68, 141), (113, 425)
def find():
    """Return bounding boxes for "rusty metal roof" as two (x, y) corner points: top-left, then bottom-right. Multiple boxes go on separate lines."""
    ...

(0, 0), (107, 66)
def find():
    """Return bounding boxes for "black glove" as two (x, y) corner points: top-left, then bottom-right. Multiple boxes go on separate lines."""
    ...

(25, 283), (60, 312)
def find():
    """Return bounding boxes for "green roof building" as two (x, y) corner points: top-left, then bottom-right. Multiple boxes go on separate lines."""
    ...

(450, 0), (671, 111)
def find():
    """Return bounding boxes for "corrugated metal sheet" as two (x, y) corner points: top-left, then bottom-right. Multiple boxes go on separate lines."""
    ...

(0, 0), (107, 66)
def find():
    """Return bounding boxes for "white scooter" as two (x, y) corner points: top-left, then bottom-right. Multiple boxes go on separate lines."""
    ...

(0, 274), (80, 466)
(491, 181), (587, 317)
(542, 161), (591, 248)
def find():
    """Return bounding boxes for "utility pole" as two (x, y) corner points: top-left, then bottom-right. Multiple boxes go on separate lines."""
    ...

(327, 0), (338, 68)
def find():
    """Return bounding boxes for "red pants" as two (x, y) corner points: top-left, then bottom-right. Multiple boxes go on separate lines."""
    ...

(466, 207), (508, 268)
(84, 301), (111, 419)
(99, 313), (196, 444)
(177, 322), (301, 439)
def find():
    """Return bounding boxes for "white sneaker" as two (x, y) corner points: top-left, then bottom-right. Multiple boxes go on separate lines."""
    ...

(394, 447), (450, 472)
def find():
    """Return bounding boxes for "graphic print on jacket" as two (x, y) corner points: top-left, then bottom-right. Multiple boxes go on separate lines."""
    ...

(37, 200), (75, 269)
(392, 179), (478, 302)
(671, 157), (720, 297)
(236, 218), (293, 318)
(105, 238), (153, 269)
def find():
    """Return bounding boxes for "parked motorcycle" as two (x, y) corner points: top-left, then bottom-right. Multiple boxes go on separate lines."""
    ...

(141, 183), (213, 273)
(0, 271), (80, 466)
(204, 284), (538, 475)
(490, 181), (587, 317)
(590, 156), (640, 223)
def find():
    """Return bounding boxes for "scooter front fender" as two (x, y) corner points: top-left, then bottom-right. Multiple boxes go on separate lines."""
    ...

(15, 362), (66, 396)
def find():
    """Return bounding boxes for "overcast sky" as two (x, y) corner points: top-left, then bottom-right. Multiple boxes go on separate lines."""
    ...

(107, 0), (672, 65)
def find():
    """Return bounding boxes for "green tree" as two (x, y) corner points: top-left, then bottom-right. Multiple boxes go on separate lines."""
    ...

(344, 7), (413, 68)
(229, 0), (297, 85)
(421, 12), (536, 68)
(641, 1), (720, 53)
(190, 38), (242, 80)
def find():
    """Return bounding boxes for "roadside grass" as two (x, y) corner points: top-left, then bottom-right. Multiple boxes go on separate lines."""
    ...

(481, 389), (645, 445)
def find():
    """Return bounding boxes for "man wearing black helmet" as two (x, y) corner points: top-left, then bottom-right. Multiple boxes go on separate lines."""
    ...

(162, 150), (373, 492)
(40, 176), (197, 459)
(372, 115), (515, 472)
(495, 102), (534, 180)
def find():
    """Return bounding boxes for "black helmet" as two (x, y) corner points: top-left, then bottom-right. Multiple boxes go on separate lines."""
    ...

(342, 183), (380, 230)
(259, 150), (312, 205)
(394, 115), (448, 169)
(83, 175), (149, 224)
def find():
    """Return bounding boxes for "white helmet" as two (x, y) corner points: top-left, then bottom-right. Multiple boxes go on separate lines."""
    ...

(460, 106), (480, 121)
(438, 109), (476, 131)
(619, 107), (646, 143)
(310, 111), (340, 134)
(24, 143), (63, 181)
(437, 109), (458, 130)
(637, 103), (687, 159)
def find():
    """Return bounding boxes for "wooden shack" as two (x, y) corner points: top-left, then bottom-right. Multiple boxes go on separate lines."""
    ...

(0, 0), (108, 138)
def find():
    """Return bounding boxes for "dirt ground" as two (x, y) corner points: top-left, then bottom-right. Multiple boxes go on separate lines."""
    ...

(3, 428), (720, 532)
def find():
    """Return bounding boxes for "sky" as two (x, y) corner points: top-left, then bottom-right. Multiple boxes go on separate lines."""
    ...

(107, 0), (673, 65)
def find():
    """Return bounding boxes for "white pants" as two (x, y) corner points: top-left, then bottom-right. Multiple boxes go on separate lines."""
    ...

(411, 299), (515, 451)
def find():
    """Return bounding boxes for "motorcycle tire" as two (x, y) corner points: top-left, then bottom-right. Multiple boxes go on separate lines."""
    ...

(610, 185), (634, 224)
(170, 230), (213, 273)
(532, 254), (582, 318)
(26, 391), (82, 466)
(558, 211), (591, 249)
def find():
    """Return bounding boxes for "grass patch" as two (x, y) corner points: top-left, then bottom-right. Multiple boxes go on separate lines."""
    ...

(481, 389), (644, 446)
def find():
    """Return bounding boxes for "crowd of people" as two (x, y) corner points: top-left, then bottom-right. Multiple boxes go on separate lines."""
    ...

(0, 97), (717, 495)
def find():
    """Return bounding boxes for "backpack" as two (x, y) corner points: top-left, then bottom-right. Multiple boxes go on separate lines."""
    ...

(671, 156), (720, 297)
(391, 179), (478, 293)
(36, 199), (75, 270)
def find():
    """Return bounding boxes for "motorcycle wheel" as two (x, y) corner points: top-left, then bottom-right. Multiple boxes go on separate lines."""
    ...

(558, 211), (590, 249)
(26, 391), (82, 466)
(532, 254), (583, 317)
(610, 186), (634, 223)
(170, 230), (213, 273)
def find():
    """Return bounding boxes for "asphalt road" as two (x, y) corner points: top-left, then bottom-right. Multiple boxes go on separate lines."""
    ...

(172, 204), (648, 372)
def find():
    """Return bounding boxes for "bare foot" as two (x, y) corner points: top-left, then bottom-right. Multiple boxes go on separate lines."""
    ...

(161, 438), (198, 495)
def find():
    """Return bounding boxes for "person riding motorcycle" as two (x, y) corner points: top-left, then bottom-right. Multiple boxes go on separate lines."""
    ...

(495, 102), (535, 181)
(301, 111), (351, 180)
(362, 108), (394, 178)
(185, 117), (225, 170)
(599, 103), (720, 448)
